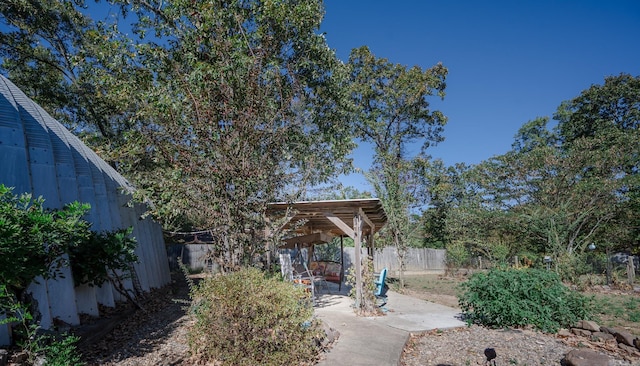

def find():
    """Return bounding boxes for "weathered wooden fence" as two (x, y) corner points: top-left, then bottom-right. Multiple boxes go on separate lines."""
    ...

(167, 244), (446, 274)
(367, 247), (447, 273)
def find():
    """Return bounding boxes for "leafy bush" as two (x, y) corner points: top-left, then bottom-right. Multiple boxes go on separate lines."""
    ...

(42, 334), (84, 366)
(458, 268), (593, 332)
(0, 285), (84, 366)
(0, 185), (138, 357)
(444, 240), (470, 275)
(68, 227), (138, 287)
(553, 252), (599, 283)
(0, 185), (91, 298)
(0, 184), (139, 299)
(187, 268), (322, 366)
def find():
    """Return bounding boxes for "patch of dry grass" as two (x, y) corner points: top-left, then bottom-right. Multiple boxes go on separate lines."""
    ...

(592, 292), (640, 335)
(390, 273), (464, 297)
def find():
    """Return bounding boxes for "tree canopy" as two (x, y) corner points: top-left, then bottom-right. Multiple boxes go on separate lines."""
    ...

(421, 74), (640, 277)
(347, 46), (448, 287)
(1, 0), (355, 270)
(2, 1), (637, 281)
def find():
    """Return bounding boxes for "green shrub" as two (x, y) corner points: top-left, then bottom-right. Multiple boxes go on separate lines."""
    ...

(458, 268), (593, 332)
(43, 334), (84, 366)
(553, 252), (600, 283)
(1, 286), (84, 366)
(444, 240), (471, 274)
(0, 185), (91, 299)
(0, 184), (138, 311)
(187, 268), (322, 366)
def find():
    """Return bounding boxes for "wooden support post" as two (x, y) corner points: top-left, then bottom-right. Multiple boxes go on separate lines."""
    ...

(628, 256), (636, 285)
(340, 235), (344, 290)
(353, 212), (363, 309)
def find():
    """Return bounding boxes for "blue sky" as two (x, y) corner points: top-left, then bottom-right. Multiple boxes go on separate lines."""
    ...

(320, 0), (640, 191)
(1, 1), (638, 194)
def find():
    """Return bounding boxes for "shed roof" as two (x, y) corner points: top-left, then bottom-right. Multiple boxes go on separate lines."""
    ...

(267, 198), (387, 238)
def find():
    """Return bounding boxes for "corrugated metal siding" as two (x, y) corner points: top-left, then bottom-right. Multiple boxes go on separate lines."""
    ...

(0, 75), (171, 346)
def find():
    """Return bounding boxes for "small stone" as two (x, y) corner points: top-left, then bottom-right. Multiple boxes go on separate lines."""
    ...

(579, 320), (601, 332)
(319, 321), (339, 349)
(590, 331), (614, 342)
(558, 329), (573, 337)
(33, 356), (46, 366)
(0, 349), (8, 366)
(604, 338), (618, 347)
(563, 349), (611, 366)
(618, 342), (640, 356)
(571, 328), (592, 337)
(599, 326), (617, 335)
(614, 330), (636, 347)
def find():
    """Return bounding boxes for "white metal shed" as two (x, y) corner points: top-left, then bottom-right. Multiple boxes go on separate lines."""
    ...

(0, 75), (171, 345)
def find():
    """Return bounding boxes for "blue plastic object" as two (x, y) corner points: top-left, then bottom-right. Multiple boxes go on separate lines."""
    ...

(374, 268), (388, 297)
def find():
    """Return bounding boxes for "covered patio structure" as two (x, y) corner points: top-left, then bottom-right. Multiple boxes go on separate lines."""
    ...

(266, 198), (387, 309)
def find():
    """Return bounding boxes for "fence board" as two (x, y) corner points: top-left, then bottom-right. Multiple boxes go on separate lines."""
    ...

(168, 245), (447, 274)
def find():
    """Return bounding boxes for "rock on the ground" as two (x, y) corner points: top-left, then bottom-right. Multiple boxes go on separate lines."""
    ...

(577, 320), (602, 332)
(0, 349), (7, 366)
(614, 331), (636, 347)
(319, 322), (339, 349)
(563, 349), (612, 366)
(573, 328), (593, 337)
(618, 343), (640, 356)
(592, 332), (615, 342)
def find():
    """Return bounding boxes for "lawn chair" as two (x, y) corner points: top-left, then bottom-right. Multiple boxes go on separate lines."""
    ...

(309, 261), (330, 294)
(292, 258), (316, 304)
(374, 268), (388, 307)
(280, 253), (315, 301)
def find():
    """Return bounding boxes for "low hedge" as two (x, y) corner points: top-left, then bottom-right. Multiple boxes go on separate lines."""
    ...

(458, 268), (593, 333)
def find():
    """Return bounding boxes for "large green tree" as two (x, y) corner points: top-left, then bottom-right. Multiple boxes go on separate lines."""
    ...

(419, 159), (470, 249)
(556, 73), (640, 144)
(116, 0), (354, 270)
(437, 75), (640, 276)
(1, 0), (355, 271)
(0, 0), (138, 144)
(555, 74), (640, 253)
(348, 46), (447, 290)
(420, 160), (517, 268)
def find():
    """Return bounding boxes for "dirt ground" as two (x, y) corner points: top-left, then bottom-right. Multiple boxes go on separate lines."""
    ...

(74, 273), (640, 365)
(4, 272), (640, 365)
(397, 273), (640, 365)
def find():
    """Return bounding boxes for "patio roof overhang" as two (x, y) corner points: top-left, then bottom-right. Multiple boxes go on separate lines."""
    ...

(266, 198), (387, 239)
(279, 231), (333, 249)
